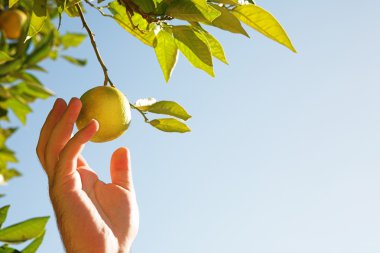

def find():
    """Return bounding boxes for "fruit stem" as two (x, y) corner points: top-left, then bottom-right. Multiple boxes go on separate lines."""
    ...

(130, 103), (150, 123)
(76, 4), (115, 87)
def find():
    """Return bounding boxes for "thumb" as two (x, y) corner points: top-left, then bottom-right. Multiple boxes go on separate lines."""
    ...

(110, 147), (134, 191)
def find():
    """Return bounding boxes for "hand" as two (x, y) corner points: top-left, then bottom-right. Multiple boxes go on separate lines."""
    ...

(36, 98), (139, 253)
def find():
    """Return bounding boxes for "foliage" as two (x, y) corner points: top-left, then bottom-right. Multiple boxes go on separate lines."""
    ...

(0, 0), (87, 184)
(0, 0), (295, 251)
(0, 205), (48, 253)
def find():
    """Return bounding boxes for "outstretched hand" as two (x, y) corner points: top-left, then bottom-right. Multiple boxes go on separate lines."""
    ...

(36, 98), (139, 253)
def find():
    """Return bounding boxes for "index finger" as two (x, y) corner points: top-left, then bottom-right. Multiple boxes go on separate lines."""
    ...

(36, 98), (67, 171)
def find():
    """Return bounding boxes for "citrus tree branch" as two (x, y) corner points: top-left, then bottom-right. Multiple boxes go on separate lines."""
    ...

(76, 4), (114, 87)
(130, 103), (150, 123)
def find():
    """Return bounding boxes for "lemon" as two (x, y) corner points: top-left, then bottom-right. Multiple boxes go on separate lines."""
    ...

(76, 86), (132, 143)
(0, 9), (27, 40)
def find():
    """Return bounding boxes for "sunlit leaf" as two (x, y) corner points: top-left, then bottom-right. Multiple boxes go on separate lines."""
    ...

(61, 55), (87, 66)
(173, 25), (214, 76)
(0, 244), (21, 253)
(150, 118), (191, 133)
(131, 0), (156, 13)
(145, 101), (191, 120)
(2, 168), (21, 182)
(26, 0), (48, 40)
(25, 32), (55, 66)
(0, 59), (23, 76)
(0, 51), (14, 65)
(60, 33), (86, 49)
(166, 0), (220, 22)
(191, 23), (228, 64)
(154, 27), (178, 82)
(232, 5), (296, 52)
(205, 4), (248, 36)
(108, 1), (155, 46)
(0, 206), (10, 228)
(9, 0), (19, 8)
(208, 0), (238, 5)
(21, 231), (45, 253)
(0, 217), (49, 243)
(10, 82), (54, 100)
(3, 97), (32, 125)
(0, 148), (18, 164)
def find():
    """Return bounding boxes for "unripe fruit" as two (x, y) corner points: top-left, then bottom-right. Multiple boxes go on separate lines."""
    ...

(76, 86), (132, 143)
(0, 9), (27, 40)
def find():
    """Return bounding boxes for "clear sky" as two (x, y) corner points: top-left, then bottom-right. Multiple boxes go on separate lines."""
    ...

(2, 0), (380, 252)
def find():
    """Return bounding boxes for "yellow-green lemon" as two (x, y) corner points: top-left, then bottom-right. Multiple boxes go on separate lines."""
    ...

(76, 86), (131, 142)
(0, 9), (27, 40)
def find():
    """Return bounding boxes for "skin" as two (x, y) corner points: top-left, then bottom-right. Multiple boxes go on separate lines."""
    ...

(36, 98), (139, 253)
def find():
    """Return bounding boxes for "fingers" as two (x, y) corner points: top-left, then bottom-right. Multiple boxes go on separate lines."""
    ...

(36, 98), (67, 172)
(55, 119), (99, 181)
(44, 98), (82, 172)
(110, 147), (134, 191)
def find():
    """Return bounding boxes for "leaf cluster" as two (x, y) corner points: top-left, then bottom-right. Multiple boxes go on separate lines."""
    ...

(27, 0), (295, 82)
(0, 205), (48, 253)
(134, 98), (192, 133)
(73, 0), (296, 82)
(0, 0), (87, 183)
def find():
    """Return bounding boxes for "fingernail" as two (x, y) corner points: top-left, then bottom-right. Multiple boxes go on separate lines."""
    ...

(90, 119), (99, 131)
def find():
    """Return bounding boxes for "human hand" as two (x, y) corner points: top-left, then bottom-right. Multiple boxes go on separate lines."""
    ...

(36, 98), (139, 253)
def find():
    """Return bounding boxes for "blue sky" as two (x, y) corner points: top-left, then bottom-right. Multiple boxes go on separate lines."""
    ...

(2, 0), (380, 252)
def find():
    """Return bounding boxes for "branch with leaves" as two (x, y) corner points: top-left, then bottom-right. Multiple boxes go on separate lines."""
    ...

(0, 0), (296, 251)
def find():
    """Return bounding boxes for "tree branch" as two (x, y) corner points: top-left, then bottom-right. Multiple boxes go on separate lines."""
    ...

(130, 103), (150, 123)
(76, 4), (114, 87)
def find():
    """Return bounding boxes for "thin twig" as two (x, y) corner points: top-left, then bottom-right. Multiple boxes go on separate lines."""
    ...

(130, 103), (150, 123)
(76, 4), (114, 87)
(85, 0), (113, 18)
(84, 0), (145, 33)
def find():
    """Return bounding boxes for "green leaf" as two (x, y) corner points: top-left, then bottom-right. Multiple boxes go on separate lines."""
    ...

(26, 65), (47, 72)
(3, 97), (32, 125)
(173, 25), (214, 76)
(0, 52), (14, 65)
(191, 23), (228, 64)
(2, 168), (21, 182)
(60, 33), (86, 49)
(26, 0), (48, 40)
(10, 82), (54, 100)
(145, 101), (192, 120)
(208, 0), (238, 5)
(166, 0), (221, 23)
(9, 0), (19, 8)
(131, 0), (156, 13)
(25, 31), (55, 66)
(0, 128), (17, 148)
(61, 55), (87, 66)
(232, 5), (296, 52)
(0, 59), (23, 76)
(13, 73), (43, 86)
(0, 245), (21, 253)
(154, 27), (178, 82)
(0, 217), (49, 243)
(150, 118), (191, 133)
(205, 4), (248, 36)
(0, 148), (18, 164)
(108, 1), (155, 46)
(21, 231), (45, 253)
(0, 206), (10, 228)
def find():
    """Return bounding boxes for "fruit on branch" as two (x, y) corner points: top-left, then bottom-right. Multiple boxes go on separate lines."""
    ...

(76, 86), (132, 143)
(0, 9), (27, 39)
